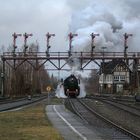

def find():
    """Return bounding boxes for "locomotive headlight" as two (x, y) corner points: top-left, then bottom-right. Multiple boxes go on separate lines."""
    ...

(76, 89), (78, 92)
(67, 89), (69, 91)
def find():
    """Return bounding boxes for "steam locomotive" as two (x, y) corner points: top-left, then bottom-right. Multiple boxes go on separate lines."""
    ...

(63, 74), (80, 98)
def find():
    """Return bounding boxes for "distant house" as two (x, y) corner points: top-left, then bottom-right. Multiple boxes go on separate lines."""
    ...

(99, 59), (131, 94)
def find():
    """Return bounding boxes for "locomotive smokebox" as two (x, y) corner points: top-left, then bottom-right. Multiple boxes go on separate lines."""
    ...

(63, 74), (80, 98)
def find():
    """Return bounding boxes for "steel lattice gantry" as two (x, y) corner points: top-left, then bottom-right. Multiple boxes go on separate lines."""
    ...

(1, 51), (140, 96)
(1, 51), (140, 70)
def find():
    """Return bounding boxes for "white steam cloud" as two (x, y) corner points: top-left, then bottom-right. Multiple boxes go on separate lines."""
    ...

(67, 0), (140, 52)
(55, 80), (86, 98)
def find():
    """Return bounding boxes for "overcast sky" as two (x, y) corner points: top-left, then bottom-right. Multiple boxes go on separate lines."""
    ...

(0, 0), (86, 77)
(0, 0), (139, 51)
(0, 0), (85, 50)
(0, 0), (139, 77)
(0, 0), (71, 52)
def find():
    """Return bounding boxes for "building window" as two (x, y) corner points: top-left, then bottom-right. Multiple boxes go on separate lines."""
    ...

(114, 76), (119, 81)
(114, 75), (126, 82)
(120, 75), (125, 81)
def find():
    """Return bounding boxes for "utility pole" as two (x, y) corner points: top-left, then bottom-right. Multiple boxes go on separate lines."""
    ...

(68, 32), (78, 57)
(12, 33), (22, 56)
(101, 46), (107, 94)
(46, 32), (55, 57)
(1, 60), (5, 97)
(90, 33), (99, 56)
(23, 33), (33, 55)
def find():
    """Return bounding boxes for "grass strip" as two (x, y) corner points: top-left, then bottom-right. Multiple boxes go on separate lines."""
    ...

(0, 102), (64, 140)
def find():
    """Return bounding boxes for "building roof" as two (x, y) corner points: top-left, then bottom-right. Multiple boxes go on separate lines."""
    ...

(100, 59), (131, 74)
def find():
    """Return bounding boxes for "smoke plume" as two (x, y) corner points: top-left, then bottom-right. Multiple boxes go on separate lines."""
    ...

(67, 0), (140, 52)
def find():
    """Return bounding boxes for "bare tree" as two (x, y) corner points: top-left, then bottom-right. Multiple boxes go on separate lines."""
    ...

(3, 43), (51, 97)
(85, 69), (99, 95)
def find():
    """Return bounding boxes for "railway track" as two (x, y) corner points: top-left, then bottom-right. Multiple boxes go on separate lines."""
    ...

(90, 96), (140, 117)
(0, 97), (27, 105)
(0, 95), (47, 112)
(66, 98), (140, 140)
(65, 99), (88, 123)
(111, 99), (140, 111)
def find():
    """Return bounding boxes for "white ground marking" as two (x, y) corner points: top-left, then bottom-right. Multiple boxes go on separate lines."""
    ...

(53, 105), (87, 140)
(10, 107), (23, 111)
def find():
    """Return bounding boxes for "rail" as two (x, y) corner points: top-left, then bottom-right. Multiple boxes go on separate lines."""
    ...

(78, 99), (140, 140)
(65, 99), (88, 123)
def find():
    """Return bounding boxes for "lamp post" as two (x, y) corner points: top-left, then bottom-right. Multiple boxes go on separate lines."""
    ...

(124, 33), (132, 64)
(101, 47), (107, 58)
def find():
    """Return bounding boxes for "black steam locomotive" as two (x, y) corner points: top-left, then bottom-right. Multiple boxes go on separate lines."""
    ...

(63, 74), (80, 98)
